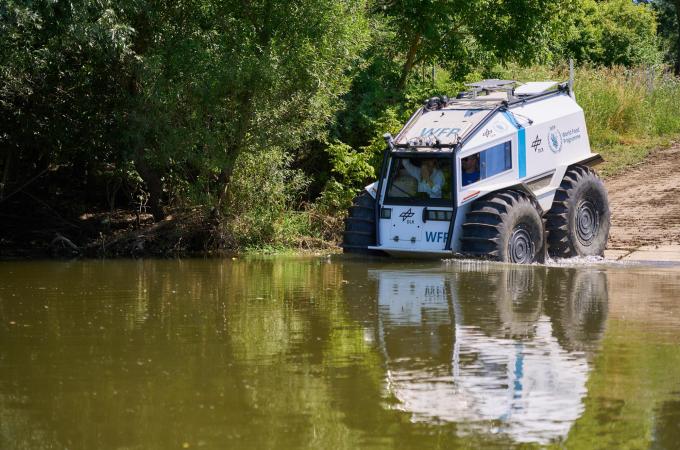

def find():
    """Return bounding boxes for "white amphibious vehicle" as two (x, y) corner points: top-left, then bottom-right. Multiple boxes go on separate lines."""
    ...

(343, 79), (611, 263)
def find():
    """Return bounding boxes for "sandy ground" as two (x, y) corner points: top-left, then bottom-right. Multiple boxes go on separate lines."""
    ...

(605, 144), (680, 253)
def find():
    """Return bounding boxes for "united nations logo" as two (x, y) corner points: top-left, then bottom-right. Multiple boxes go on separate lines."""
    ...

(548, 129), (563, 153)
(494, 121), (508, 132)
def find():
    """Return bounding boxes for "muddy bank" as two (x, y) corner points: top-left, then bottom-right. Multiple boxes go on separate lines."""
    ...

(0, 207), (339, 259)
(0, 206), (222, 259)
(605, 143), (680, 251)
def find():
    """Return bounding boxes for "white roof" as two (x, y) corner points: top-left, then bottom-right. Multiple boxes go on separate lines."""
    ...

(515, 82), (558, 96)
(395, 109), (488, 146)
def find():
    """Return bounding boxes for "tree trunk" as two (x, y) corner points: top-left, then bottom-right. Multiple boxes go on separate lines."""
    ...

(126, 10), (166, 221)
(214, 88), (255, 217)
(216, 165), (234, 211)
(675, 0), (680, 75)
(0, 151), (11, 201)
(134, 155), (164, 221)
(398, 33), (422, 91)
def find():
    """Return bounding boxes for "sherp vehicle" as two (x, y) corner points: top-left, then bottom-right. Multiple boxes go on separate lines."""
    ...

(342, 79), (611, 263)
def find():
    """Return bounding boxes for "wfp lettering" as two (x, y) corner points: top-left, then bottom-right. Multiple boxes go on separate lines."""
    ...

(425, 231), (448, 243)
(420, 127), (461, 138)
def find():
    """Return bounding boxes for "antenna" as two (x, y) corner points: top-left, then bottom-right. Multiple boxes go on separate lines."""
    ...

(569, 59), (575, 100)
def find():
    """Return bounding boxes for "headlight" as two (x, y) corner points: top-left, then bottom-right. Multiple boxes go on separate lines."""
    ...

(425, 210), (452, 222)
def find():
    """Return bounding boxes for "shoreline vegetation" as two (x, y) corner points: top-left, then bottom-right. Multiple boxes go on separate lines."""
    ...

(2, 1), (680, 259)
(3, 65), (680, 259)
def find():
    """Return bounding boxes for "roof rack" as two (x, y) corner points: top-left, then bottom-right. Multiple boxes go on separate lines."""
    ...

(463, 79), (516, 100)
(465, 79), (516, 90)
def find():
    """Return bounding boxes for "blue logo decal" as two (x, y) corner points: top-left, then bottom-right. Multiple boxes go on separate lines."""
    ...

(425, 231), (448, 243)
(548, 127), (563, 153)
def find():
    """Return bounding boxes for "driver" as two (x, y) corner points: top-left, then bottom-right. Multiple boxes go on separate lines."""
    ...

(402, 159), (445, 198)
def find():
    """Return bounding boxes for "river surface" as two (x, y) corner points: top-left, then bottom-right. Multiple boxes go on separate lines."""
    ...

(1, 257), (680, 449)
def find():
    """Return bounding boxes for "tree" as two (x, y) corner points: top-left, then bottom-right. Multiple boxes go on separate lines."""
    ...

(552, 0), (661, 67)
(0, 0), (371, 218)
(0, 1), (138, 199)
(372, 0), (563, 90)
(653, 0), (680, 74)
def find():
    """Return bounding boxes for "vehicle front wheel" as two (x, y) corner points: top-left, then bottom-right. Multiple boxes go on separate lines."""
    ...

(461, 190), (545, 264)
(342, 191), (379, 255)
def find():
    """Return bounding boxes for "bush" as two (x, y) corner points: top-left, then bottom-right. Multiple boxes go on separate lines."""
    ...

(553, 0), (663, 67)
(226, 149), (309, 249)
(315, 141), (375, 213)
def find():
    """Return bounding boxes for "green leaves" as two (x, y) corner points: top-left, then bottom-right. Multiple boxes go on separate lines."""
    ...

(552, 0), (661, 67)
(0, 0), (675, 249)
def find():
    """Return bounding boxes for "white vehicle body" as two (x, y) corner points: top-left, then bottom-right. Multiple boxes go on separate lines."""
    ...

(363, 81), (600, 257)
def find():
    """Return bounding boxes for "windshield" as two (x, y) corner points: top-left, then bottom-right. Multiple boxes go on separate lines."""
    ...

(385, 157), (453, 205)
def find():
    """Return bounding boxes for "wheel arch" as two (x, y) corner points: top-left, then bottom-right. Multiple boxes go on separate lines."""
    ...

(479, 183), (545, 215)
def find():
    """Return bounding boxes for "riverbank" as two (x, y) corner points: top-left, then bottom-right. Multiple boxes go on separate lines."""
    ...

(3, 64), (680, 261)
(604, 142), (680, 261)
(2, 142), (679, 260)
(0, 205), (340, 259)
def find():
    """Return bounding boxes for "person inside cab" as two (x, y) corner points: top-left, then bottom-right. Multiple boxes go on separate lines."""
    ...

(461, 154), (480, 186)
(402, 158), (445, 199)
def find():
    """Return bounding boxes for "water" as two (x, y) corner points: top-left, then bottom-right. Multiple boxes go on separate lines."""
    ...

(1, 257), (679, 449)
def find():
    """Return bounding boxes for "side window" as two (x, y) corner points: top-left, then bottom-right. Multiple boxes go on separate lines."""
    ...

(461, 141), (512, 186)
(480, 141), (512, 179)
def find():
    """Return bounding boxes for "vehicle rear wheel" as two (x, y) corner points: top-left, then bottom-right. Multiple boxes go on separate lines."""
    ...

(546, 165), (610, 258)
(461, 190), (545, 264)
(342, 191), (379, 255)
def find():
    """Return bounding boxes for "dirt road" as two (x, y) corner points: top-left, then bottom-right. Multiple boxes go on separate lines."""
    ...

(605, 144), (680, 250)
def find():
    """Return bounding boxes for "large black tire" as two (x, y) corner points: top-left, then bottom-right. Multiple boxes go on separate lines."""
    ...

(342, 191), (378, 254)
(461, 190), (545, 264)
(546, 165), (610, 258)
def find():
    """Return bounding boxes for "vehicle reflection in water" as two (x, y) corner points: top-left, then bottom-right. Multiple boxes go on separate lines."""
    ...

(371, 263), (608, 444)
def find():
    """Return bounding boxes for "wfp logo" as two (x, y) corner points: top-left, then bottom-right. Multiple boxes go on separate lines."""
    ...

(548, 127), (563, 153)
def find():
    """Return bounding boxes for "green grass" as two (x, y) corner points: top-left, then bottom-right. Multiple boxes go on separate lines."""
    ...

(504, 65), (680, 177)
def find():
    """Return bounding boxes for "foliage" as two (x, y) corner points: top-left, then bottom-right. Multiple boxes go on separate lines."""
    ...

(1, 0), (680, 251)
(373, 0), (564, 85)
(0, 0), (136, 171)
(653, 0), (680, 73)
(316, 142), (375, 212)
(226, 149), (309, 248)
(0, 0), (371, 210)
(551, 0), (662, 67)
